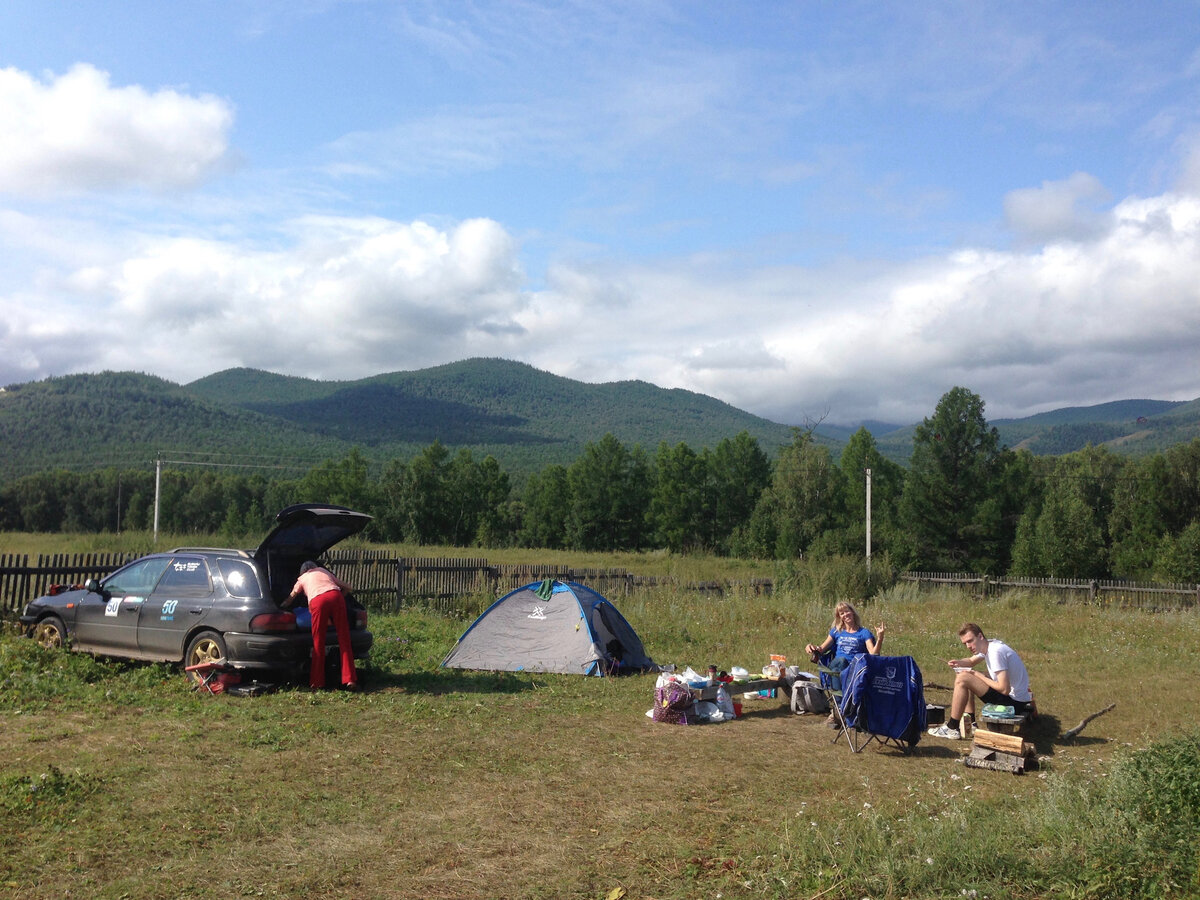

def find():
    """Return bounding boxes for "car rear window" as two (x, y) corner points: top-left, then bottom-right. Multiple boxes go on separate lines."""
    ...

(158, 557), (213, 593)
(217, 559), (262, 600)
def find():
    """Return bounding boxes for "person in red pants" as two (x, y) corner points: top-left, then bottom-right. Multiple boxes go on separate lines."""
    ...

(284, 560), (358, 690)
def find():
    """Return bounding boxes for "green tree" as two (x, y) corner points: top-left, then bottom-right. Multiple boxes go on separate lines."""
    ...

(707, 431), (771, 553)
(897, 387), (1012, 571)
(1033, 476), (1106, 577)
(1154, 521), (1200, 582)
(377, 441), (453, 544)
(744, 429), (844, 559)
(650, 441), (708, 552)
(567, 434), (651, 551)
(839, 427), (905, 558)
(296, 448), (375, 514)
(518, 465), (571, 549)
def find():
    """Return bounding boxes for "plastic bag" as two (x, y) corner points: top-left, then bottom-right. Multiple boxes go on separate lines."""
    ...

(715, 684), (736, 718)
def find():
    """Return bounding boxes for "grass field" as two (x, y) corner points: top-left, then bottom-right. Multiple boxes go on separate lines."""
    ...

(1, 547), (1198, 898)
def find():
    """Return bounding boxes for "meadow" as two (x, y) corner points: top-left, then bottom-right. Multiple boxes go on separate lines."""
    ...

(1, 537), (1198, 899)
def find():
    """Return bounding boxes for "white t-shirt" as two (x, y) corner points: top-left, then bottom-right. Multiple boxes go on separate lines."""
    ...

(985, 638), (1031, 703)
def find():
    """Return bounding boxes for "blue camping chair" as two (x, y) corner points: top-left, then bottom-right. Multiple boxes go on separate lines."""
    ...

(835, 654), (926, 754)
(816, 651), (858, 745)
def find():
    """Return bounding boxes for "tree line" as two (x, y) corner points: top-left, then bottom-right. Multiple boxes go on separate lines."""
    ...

(2, 386), (1198, 582)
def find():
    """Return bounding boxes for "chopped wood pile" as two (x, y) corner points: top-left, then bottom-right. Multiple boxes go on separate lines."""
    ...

(964, 726), (1038, 774)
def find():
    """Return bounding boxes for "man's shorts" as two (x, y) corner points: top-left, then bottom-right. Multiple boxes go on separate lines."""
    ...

(980, 687), (1030, 712)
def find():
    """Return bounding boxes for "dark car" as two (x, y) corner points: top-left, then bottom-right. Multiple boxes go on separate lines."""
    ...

(19, 503), (374, 684)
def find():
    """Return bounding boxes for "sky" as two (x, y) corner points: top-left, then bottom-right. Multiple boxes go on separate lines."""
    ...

(2, 1), (1200, 428)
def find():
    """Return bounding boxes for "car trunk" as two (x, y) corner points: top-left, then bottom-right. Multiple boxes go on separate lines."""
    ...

(253, 503), (372, 606)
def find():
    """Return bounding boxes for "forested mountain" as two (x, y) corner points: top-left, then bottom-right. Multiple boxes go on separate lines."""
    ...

(0, 371), (352, 482)
(0, 360), (802, 483)
(2, 359), (1197, 484)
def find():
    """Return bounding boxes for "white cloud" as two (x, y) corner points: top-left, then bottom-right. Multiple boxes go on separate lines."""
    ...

(0, 64), (234, 196)
(0, 216), (528, 384)
(1004, 172), (1112, 245)
(506, 189), (1200, 424)
(2, 186), (1199, 424)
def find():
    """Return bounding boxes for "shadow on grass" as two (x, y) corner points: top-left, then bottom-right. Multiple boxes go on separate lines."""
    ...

(359, 666), (541, 696)
(1028, 714), (1063, 755)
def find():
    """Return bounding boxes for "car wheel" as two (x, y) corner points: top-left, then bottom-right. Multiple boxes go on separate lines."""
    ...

(31, 616), (68, 650)
(183, 631), (228, 684)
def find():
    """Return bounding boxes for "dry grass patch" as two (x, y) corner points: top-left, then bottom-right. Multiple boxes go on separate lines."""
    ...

(2, 582), (1197, 898)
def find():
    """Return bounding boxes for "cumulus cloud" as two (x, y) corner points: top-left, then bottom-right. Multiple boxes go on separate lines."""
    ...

(1003, 172), (1112, 246)
(0, 216), (527, 385)
(507, 189), (1200, 424)
(2, 189), (1199, 425)
(0, 64), (233, 196)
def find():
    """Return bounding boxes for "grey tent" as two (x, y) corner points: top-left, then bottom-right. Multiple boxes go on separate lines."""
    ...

(441, 579), (656, 676)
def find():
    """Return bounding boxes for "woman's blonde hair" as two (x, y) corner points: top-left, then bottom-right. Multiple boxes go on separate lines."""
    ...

(831, 601), (862, 632)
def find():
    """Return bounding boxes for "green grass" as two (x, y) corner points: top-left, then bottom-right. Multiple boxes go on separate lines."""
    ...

(1, 564), (1199, 898)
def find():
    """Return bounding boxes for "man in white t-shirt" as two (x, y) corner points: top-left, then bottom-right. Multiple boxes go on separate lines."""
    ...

(928, 622), (1032, 740)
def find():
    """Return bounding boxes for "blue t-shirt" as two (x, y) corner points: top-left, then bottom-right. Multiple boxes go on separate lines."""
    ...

(829, 626), (874, 660)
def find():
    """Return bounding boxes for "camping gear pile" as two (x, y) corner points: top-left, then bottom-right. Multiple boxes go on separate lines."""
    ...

(648, 659), (790, 725)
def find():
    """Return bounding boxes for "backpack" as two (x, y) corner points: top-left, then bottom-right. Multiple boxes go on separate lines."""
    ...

(790, 680), (830, 715)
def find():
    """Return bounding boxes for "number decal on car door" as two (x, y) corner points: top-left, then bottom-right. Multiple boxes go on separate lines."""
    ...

(160, 599), (179, 621)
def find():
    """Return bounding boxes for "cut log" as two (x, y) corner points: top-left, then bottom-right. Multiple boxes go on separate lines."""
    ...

(972, 729), (1033, 756)
(965, 745), (1035, 774)
(1063, 703), (1116, 741)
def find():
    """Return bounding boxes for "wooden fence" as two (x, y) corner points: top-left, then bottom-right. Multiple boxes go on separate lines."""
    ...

(3, 551), (1197, 615)
(901, 571), (1199, 611)
(0, 550), (702, 616)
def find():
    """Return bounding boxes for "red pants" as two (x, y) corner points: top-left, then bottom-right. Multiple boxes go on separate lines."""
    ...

(308, 589), (357, 689)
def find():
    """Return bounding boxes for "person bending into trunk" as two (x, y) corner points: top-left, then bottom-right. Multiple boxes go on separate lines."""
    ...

(928, 622), (1031, 739)
(285, 560), (358, 691)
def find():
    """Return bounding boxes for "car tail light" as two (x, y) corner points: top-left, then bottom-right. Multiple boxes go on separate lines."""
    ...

(249, 611), (297, 633)
(355, 608), (368, 629)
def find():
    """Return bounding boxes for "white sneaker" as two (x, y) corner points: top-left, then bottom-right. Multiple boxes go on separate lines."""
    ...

(927, 724), (962, 740)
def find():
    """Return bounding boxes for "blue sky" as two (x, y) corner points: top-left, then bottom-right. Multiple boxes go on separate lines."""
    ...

(2, 1), (1199, 426)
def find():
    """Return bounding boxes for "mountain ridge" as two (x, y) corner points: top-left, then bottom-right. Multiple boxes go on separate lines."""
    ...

(1, 359), (1197, 483)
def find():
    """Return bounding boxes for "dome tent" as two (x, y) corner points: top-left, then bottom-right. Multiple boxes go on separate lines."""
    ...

(441, 579), (656, 676)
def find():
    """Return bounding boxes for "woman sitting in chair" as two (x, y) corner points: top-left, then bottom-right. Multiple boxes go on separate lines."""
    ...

(806, 600), (885, 688)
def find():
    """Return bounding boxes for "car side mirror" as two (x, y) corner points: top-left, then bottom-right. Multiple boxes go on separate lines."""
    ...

(85, 578), (100, 594)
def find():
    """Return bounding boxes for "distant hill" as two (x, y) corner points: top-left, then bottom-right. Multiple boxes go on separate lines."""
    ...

(1, 360), (1196, 484)
(0, 360), (803, 484)
(871, 397), (1198, 463)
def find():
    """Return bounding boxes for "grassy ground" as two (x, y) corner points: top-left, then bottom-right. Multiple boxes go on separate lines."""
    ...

(1, 557), (1198, 897)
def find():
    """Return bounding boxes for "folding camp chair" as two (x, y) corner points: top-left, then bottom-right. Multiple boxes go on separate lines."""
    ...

(837, 654), (927, 754)
(185, 657), (233, 695)
(817, 654), (856, 747)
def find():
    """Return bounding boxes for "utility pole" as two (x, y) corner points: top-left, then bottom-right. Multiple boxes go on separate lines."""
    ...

(865, 467), (872, 573)
(153, 457), (161, 545)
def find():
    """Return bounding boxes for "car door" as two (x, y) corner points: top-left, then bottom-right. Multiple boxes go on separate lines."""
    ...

(137, 555), (216, 660)
(74, 556), (172, 654)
